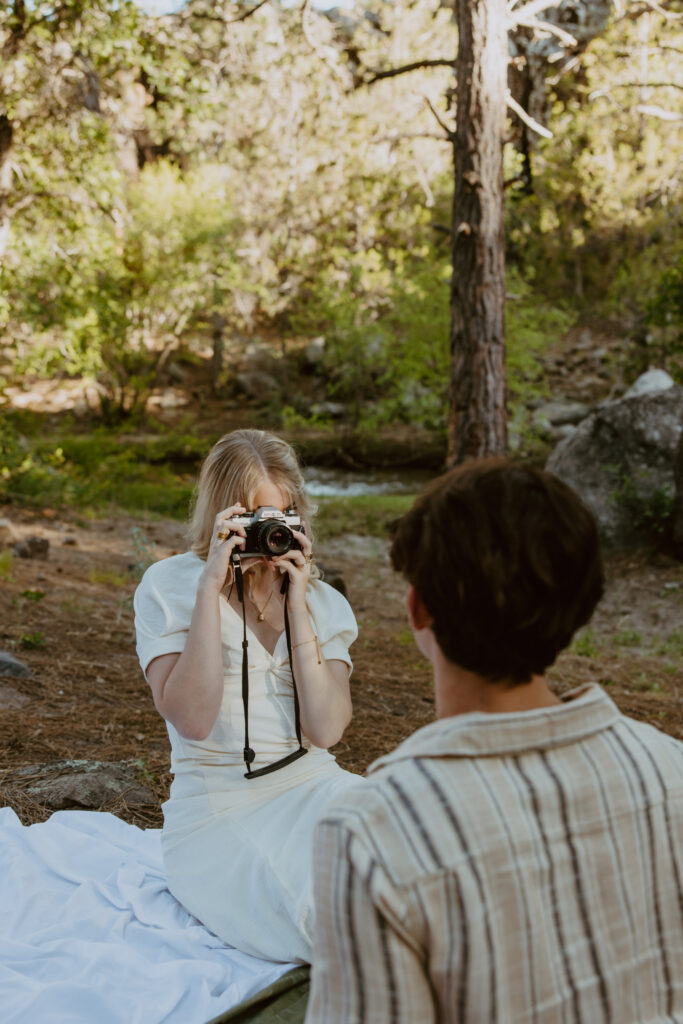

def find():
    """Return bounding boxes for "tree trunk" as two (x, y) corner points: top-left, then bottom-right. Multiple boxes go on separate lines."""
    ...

(211, 312), (225, 395)
(448, 0), (508, 466)
(0, 115), (14, 262)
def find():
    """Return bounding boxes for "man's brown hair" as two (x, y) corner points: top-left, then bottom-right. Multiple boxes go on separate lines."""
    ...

(390, 459), (604, 683)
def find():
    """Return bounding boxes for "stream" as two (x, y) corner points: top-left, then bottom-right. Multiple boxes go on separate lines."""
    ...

(303, 466), (433, 497)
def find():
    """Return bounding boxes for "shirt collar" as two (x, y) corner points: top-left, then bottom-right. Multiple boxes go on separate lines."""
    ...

(368, 684), (621, 774)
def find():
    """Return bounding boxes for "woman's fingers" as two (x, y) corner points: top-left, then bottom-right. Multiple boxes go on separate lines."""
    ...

(214, 504), (247, 541)
(290, 527), (312, 557)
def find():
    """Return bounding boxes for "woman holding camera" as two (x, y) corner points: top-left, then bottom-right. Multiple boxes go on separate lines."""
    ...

(134, 429), (363, 963)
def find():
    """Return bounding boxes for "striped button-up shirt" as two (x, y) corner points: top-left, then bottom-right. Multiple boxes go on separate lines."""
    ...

(306, 685), (683, 1023)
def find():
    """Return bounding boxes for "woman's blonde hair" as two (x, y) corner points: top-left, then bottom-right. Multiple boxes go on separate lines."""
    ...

(188, 429), (316, 564)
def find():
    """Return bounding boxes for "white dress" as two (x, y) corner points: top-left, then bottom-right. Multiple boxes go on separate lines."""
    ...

(134, 552), (364, 963)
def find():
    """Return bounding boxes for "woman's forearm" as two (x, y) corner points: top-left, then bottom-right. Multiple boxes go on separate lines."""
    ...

(154, 584), (225, 740)
(288, 596), (352, 748)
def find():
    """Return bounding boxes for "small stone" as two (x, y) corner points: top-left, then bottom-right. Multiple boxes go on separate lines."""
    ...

(0, 683), (31, 708)
(14, 536), (50, 560)
(61, 535), (78, 546)
(0, 652), (31, 678)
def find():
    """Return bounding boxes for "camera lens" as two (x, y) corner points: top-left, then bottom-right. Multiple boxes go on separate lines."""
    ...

(257, 521), (293, 556)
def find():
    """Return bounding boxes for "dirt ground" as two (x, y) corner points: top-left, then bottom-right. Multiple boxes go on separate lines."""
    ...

(1, 504), (682, 829)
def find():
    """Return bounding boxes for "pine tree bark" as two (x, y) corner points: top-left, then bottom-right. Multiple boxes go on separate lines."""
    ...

(448, 0), (508, 466)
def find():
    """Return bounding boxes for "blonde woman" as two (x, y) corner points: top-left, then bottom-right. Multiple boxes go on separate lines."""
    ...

(133, 429), (363, 963)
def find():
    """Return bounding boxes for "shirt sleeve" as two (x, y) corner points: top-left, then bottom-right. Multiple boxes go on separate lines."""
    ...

(305, 814), (436, 1024)
(308, 580), (358, 671)
(133, 560), (195, 675)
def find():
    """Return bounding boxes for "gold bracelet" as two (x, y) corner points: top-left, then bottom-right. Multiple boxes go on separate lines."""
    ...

(292, 636), (322, 664)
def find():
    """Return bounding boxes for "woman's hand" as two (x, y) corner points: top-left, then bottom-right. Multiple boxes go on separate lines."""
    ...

(200, 504), (247, 594)
(272, 527), (313, 607)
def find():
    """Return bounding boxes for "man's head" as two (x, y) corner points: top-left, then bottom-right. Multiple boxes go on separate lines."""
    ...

(390, 459), (604, 684)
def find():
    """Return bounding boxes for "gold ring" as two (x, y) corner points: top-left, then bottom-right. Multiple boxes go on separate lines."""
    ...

(216, 530), (230, 540)
(305, 555), (312, 564)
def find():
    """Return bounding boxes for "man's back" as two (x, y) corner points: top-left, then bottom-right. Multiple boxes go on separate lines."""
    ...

(307, 685), (683, 1023)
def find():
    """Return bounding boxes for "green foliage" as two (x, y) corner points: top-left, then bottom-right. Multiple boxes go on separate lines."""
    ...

(21, 590), (46, 602)
(645, 255), (683, 382)
(0, 549), (13, 581)
(4, 164), (244, 422)
(0, 421), (197, 517)
(0, 0), (680, 449)
(20, 632), (45, 650)
(612, 477), (675, 540)
(571, 629), (599, 658)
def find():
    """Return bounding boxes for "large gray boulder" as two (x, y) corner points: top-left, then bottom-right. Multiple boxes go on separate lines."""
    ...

(547, 386), (683, 546)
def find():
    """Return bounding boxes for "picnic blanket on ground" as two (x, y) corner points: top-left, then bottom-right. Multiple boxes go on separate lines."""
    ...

(0, 807), (298, 1024)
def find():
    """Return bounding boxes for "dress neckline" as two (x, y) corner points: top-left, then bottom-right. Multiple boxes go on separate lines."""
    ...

(219, 591), (286, 660)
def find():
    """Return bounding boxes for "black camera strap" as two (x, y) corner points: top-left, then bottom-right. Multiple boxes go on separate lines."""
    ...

(232, 553), (308, 780)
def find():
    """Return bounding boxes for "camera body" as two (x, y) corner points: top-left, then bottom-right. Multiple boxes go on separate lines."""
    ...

(229, 506), (302, 559)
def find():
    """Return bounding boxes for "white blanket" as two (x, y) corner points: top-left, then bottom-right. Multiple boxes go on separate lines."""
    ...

(0, 807), (296, 1023)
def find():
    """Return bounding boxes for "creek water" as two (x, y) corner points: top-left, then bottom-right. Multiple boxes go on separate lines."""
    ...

(303, 466), (434, 498)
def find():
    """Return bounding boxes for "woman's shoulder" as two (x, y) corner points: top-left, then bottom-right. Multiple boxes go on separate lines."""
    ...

(307, 578), (356, 627)
(138, 550), (204, 594)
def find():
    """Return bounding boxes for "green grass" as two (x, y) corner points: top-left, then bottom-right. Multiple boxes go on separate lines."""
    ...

(88, 567), (130, 587)
(20, 631), (45, 649)
(315, 494), (415, 541)
(611, 629), (643, 648)
(2, 421), (420, 539)
(656, 630), (683, 658)
(0, 549), (13, 581)
(571, 629), (599, 658)
(1, 423), (200, 519)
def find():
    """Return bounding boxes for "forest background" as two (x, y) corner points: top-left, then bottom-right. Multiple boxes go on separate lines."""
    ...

(0, 0), (681, 508)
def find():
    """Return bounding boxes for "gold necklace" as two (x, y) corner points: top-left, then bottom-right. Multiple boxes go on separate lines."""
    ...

(250, 583), (275, 622)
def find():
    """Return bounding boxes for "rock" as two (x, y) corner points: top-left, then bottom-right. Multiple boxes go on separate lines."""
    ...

(547, 386), (683, 546)
(14, 536), (50, 559)
(533, 400), (591, 427)
(303, 336), (326, 367)
(0, 683), (31, 709)
(548, 424), (577, 443)
(0, 652), (31, 678)
(310, 401), (345, 419)
(9, 760), (156, 810)
(61, 535), (78, 547)
(0, 518), (19, 549)
(622, 369), (675, 400)
(234, 370), (281, 399)
(156, 388), (190, 409)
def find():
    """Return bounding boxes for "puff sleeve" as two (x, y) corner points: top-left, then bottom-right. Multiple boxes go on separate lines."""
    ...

(307, 580), (358, 672)
(133, 554), (201, 675)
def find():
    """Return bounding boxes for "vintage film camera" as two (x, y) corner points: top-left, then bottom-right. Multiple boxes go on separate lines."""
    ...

(228, 506), (302, 559)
